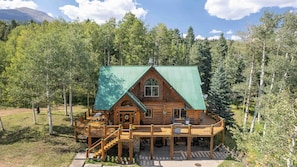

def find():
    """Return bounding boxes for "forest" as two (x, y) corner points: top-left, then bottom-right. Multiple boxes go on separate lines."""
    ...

(0, 11), (296, 166)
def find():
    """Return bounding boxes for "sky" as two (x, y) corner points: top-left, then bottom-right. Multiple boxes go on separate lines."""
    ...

(1, 0), (297, 40)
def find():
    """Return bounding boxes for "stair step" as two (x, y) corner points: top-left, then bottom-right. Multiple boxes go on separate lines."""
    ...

(93, 137), (119, 158)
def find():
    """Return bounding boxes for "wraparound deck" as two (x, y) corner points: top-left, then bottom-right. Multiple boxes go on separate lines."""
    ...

(74, 111), (225, 164)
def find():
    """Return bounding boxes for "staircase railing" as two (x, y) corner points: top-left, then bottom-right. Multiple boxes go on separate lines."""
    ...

(86, 125), (122, 158)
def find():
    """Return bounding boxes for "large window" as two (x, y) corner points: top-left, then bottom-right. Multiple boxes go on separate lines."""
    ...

(145, 109), (153, 118)
(173, 108), (186, 119)
(144, 78), (159, 97)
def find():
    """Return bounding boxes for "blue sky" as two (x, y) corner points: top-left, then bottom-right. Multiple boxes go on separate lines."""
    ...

(1, 0), (297, 40)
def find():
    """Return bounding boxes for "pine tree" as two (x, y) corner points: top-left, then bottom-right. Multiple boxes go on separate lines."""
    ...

(189, 39), (212, 94)
(208, 60), (232, 121)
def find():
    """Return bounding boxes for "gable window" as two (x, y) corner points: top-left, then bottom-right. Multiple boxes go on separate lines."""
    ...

(144, 78), (159, 97)
(121, 100), (133, 107)
(145, 109), (153, 118)
(173, 108), (186, 119)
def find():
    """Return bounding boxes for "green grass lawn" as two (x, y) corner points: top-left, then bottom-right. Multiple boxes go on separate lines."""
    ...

(0, 105), (87, 167)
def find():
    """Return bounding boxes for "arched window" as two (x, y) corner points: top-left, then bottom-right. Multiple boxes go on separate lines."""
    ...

(121, 100), (133, 107)
(144, 78), (159, 97)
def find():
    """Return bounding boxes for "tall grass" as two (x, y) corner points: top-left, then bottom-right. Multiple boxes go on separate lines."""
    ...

(0, 105), (87, 167)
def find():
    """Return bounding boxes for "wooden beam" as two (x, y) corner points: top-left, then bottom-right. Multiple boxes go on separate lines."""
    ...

(129, 141), (133, 164)
(209, 124), (214, 159)
(170, 124), (174, 160)
(150, 136), (154, 160)
(150, 124), (154, 160)
(187, 137), (192, 160)
(101, 138), (106, 161)
(118, 141), (122, 164)
(210, 136), (214, 159)
(222, 119), (225, 145)
(87, 125), (92, 158)
(187, 124), (192, 160)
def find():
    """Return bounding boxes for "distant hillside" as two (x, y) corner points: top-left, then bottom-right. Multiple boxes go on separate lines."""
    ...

(0, 7), (54, 23)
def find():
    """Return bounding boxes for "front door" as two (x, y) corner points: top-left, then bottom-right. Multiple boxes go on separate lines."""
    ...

(119, 111), (134, 129)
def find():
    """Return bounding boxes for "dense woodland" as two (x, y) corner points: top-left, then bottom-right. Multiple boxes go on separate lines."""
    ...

(0, 11), (296, 166)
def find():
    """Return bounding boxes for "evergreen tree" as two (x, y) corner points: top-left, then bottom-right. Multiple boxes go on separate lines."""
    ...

(184, 26), (195, 64)
(208, 60), (232, 121)
(189, 39), (212, 94)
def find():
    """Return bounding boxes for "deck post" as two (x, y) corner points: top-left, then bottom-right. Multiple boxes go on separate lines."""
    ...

(87, 125), (92, 158)
(128, 124), (133, 163)
(170, 124), (174, 160)
(74, 121), (78, 142)
(221, 119), (225, 145)
(103, 124), (107, 138)
(150, 124), (154, 160)
(129, 124), (133, 139)
(209, 125), (214, 159)
(101, 138), (106, 161)
(118, 141), (122, 164)
(118, 124), (122, 139)
(129, 140), (133, 164)
(187, 124), (192, 160)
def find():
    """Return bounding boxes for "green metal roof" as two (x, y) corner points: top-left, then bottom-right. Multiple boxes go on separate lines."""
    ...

(154, 66), (206, 110)
(94, 66), (206, 111)
(94, 66), (150, 110)
(126, 92), (147, 112)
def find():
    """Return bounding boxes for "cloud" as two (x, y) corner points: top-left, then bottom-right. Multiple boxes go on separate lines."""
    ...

(0, 0), (37, 9)
(208, 35), (220, 40)
(59, 0), (147, 24)
(231, 35), (241, 40)
(209, 29), (222, 34)
(195, 34), (205, 40)
(205, 0), (297, 20)
(226, 30), (233, 34)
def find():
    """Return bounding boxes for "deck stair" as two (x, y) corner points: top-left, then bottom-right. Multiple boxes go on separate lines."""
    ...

(93, 137), (119, 158)
(87, 128), (121, 158)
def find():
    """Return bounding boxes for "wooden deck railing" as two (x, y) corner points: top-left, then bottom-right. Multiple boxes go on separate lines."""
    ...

(75, 117), (224, 140)
(75, 110), (225, 161)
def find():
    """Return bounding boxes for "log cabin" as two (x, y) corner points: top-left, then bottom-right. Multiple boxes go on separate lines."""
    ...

(75, 65), (225, 163)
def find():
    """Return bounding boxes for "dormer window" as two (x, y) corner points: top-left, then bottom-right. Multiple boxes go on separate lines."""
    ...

(144, 78), (159, 97)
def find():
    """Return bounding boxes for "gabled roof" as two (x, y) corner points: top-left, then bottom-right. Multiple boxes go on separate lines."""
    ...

(94, 66), (206, 111)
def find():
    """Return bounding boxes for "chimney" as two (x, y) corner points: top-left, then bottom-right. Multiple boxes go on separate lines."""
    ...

(148, 57), (154, 66)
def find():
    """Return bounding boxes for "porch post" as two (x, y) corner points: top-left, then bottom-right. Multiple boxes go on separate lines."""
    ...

(187, 124), (192, 160)
(209, 125), (214, 159)
(170, 124), (174, 160)
(150, 124), (154, 160)
(118, 141), (122, 164)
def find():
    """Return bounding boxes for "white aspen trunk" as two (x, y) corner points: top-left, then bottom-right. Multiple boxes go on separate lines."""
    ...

(0, 117), (5, 131)
(32, 101), (36, 125)
(46, 71), (53, 135)
(279, 53), (290, 92)
(250, 42), (266, 133)
(287, 135), (295, 167)
(63, 84), (68, 116)
(243, 53), (255, 132)
(69, 83), (73, 126)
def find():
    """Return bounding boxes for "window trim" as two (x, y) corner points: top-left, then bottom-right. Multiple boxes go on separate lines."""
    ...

(173, 108), (186, 119)
(145, 108), (153, 118)
(144, 78), (159, 97)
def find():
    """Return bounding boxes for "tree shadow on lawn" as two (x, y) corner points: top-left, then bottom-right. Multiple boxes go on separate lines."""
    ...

(53, 125), (74, 136)
(0, 126), (43, 145)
